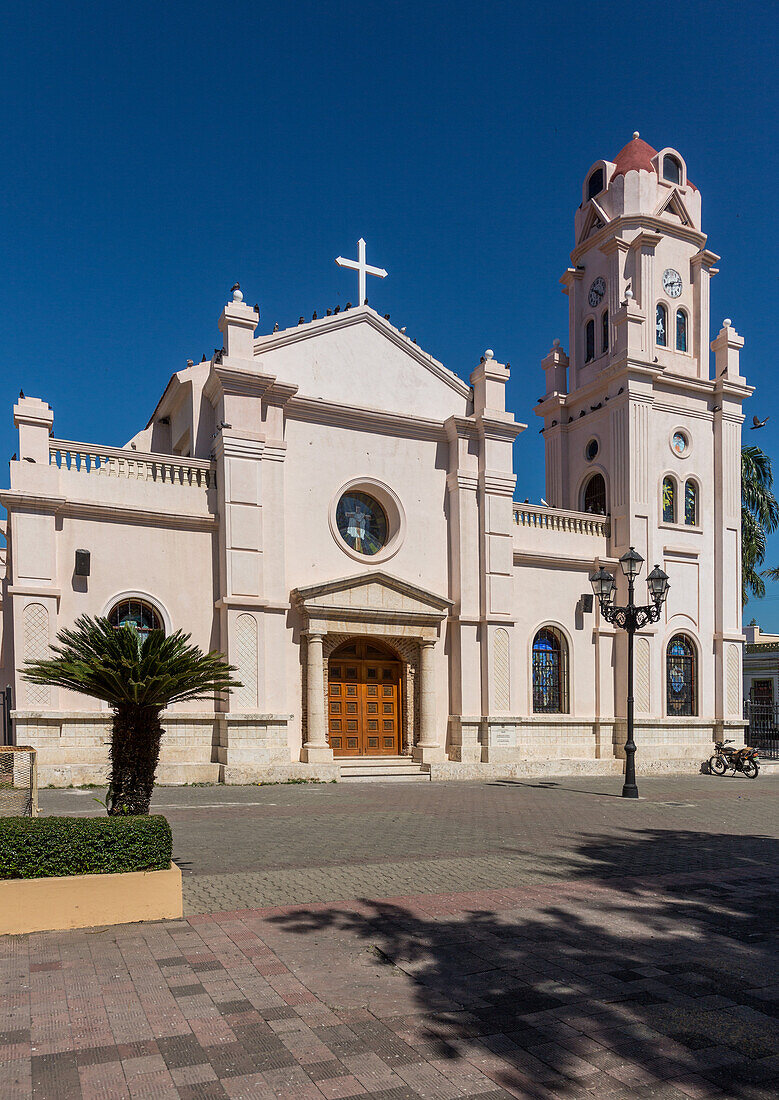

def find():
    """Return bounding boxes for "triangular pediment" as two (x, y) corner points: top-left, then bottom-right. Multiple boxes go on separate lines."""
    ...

(252, 306), (470, 421)
(578, 199), (610, 243)
(655, 188), (693, 226)
(292, 570), (451, 626)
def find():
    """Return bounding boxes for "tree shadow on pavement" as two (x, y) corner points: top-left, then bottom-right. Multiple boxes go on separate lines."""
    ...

(268, 829), (779, 1099)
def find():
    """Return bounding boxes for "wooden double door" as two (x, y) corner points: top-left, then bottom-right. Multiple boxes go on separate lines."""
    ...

(327, 640), (402, 756)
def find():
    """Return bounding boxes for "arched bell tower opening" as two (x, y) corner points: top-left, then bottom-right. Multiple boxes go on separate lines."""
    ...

(326, 639), (404, 757)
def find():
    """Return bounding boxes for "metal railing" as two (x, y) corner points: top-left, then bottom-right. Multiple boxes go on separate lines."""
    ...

(743, 701), (779, 759)
(513, 502), (609, 538)
(49, 439), (212, 488)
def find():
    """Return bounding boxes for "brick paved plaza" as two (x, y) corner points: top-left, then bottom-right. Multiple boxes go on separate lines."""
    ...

(2, 774), (778, 1099)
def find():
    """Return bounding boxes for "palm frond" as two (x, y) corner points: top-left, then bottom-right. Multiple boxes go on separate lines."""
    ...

(23, 615), (240, 708)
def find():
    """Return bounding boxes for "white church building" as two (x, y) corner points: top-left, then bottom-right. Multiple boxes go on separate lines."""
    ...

(0, 134), (750, 785)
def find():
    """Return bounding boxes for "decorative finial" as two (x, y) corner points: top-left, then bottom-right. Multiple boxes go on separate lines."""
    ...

(625, 288), (634, 300)
(231, 283), (243, 302)
(633, 131), (640, 139)
(552, 338), (560, 348)
(723, 318), (732, 327)
(485, 349), (494, 360)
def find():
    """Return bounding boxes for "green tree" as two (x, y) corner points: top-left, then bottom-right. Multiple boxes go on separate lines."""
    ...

(741, 444), (779, 604)
(23, 617), (240, 815)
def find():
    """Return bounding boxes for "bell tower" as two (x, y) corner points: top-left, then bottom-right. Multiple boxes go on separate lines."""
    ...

(536, 133), (752, 748)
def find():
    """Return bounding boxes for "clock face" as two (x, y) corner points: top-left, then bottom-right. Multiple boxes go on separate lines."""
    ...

(663, 268), (683, 298)
(588, 277), (606, 308)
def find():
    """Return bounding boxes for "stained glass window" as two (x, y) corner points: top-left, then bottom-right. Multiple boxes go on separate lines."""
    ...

(676, 309), (687, 352)
(585, 319), (595, 362)
(667, 634), (696, 716)
(656, 303), (667, 347)
(533, 627), (569, 713)
(685, 480), (697, 526)
(672, 431), (688, 457)
(336, 491), (387, 556)
(583, 473), (606, 515)
(108, 599), (163, 637)
(662, 477), (676, 523)
(587, 169), (604, 200)
(601, 309), (609, 354)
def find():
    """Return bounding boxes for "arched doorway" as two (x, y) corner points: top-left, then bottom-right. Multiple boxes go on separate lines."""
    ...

(327, 639), (402, 756)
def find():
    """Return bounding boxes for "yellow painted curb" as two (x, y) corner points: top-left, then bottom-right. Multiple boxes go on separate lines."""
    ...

(0, 863), (183, 935)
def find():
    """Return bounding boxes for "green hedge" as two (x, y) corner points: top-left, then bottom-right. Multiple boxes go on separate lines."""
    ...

(0, 815), (172, 879)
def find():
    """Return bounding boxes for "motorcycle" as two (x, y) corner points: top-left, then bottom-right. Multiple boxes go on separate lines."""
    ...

(709, 739), (760, 779)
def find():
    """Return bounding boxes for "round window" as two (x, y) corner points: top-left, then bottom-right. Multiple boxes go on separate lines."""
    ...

(671, 430), (689, 457)
(335, 491), (388, 556)
(585, 438), (599, 461)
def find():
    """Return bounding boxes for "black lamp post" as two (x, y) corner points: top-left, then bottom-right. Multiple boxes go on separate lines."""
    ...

(589, 550), (670, 799)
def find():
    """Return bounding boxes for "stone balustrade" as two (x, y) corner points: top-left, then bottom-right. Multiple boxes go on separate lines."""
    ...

(49, 439), (212, 489)
(513, 502), (609, 538)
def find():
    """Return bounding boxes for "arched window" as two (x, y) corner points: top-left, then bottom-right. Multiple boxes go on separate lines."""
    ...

(585, 319), (595, 362)
(108, 598), (164, 637)
(663, 155), (681, 184)
(662, 476), (676, 524)
(587, 169), (604, 200)
(656, 303), (668, 347)
(676, 309), (687, 352)
(667, 634), (697, 716)
(601, 309), (609, 354)
(685, 479), (698, 526)
(533, 627), (569, 713)
(583, 473), (607, 515)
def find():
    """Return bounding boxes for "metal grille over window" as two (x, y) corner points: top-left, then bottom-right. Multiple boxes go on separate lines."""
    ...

(532, 627), (569, 714)
(108, 599), (163, 636)
(667, 634), (696, 716)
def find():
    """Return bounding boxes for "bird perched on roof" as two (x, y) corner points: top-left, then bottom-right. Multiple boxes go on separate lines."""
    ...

(273, 322), (279, 332)
(231, 283), (240, 292)
(201, 354), (207, 362)
(298, 316), (304, 325)
(187, 359), (194, 367)
(326, 308), (332, 316)
(19, 390), (24, 399)
(751, 415), (770, 429)
(334, 306), (340, 315)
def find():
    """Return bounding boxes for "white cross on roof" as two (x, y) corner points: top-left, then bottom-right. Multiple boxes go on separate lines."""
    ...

(335, 238), (388, 307)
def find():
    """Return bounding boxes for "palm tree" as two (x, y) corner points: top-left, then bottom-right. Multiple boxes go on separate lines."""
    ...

(742, 444), (779, 604)
(23, 617), (239, 815)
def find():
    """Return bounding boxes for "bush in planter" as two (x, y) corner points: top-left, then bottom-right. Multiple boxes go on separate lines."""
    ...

(0, 815), (173, 879)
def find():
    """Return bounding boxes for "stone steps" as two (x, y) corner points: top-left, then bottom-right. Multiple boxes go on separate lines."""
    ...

(338, 756), (431, 782)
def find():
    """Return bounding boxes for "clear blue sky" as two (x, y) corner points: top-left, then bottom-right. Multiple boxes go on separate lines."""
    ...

(2, 1), (777, 621)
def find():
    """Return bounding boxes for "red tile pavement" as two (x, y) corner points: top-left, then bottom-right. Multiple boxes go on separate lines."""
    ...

(2, 866), (778, 1099)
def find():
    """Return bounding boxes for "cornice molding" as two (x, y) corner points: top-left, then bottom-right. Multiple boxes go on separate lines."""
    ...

(570, 214), (707, 265)
(0, 489), (217, 531)
(286, 394), (447, 441)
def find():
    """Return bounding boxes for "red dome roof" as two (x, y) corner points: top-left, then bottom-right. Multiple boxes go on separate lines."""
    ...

(612, 135), (658, 178)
